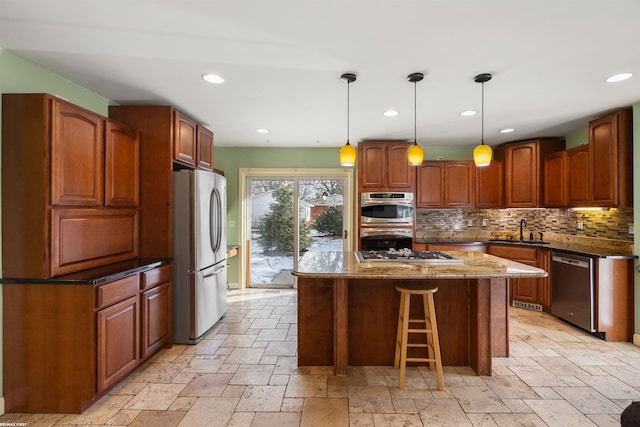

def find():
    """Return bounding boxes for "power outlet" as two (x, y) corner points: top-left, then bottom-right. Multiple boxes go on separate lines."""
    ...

(577, 221), (584, 230)
(482, 219), (488, 227)
(467, 219), (473, 227)
(629, 223), (634, 235)
(229, 220), (237, 228)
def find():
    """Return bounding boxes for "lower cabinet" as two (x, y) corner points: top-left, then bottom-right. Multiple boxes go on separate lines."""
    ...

(487, 245), (549, 310)
(2, 263), (172, 413)
(98, 295), (140, 392)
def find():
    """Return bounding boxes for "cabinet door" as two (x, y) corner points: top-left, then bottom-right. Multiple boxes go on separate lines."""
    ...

(537, 249), (551, 310)
(196, 125), (214, 171)
(105, 120), (139, 207)
(386, 142), (415, 189)
(475, 161), (503, 208)
(589, 110), (632, 207)
(445, 161), (474, 207)
(505, 141), (537, 208)
(543, 151), (566, 207)
(416, 162), (444, 207)
(97, 295), (139, 392)
(173, 110), (197, 166)
(566, 145), (590, 206)
(51, 99), (105, 206)
(141, 281), (171, 359)
(358, 143), (386, 190)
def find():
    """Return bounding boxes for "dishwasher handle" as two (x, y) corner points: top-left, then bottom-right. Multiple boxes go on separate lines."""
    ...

(552, 255), (591, 269)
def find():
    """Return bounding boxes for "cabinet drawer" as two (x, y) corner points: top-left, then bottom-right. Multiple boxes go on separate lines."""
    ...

(98, 275), (140, 309)
(488, 245), (537, 261)
(141, 264), (172, 291)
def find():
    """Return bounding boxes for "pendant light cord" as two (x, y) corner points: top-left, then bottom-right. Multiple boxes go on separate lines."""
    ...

(346, 79), (350, 144)
(481, 81), (485, 145)
(414, 80), (417, 143)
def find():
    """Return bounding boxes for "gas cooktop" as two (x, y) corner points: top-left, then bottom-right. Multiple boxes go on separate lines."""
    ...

(355, 249), (464, 264)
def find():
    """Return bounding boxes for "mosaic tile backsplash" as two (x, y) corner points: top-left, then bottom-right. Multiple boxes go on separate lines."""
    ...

(415, 207), (634, 251)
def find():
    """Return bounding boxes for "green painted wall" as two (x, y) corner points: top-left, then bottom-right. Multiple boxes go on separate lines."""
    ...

(566, 128), (589, 149)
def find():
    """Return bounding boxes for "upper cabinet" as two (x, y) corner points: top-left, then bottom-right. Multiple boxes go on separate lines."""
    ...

(416, 161), (474, 208)
(566, 145), (590, 207)
(110, 105), (214, 258)
(173, 110), (215, 171)
(51, 100), (105, 206)
(541, 108), (632, 208)
(589, 108), (632, 207)
(543, 150), (567, 207)
(495, 138), (565, 208)
(475, 160), (504, 208)
(358, 141), (415, 192)
(2, 94), (139, 278)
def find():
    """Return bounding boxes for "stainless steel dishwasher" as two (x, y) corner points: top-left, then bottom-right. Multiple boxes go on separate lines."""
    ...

(551, 252), (596, 333)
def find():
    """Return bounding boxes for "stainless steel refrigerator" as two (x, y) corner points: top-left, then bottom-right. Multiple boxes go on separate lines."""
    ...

(172, 169), (227, 344)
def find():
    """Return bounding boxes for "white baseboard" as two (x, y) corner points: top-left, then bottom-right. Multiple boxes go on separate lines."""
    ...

(634, 333), (640, 347)
(0, 396), (4, 415)
(227, 282), (240, 290)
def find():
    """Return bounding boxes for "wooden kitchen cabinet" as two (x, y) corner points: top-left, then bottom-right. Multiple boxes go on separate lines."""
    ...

(197, 125), (215, 171)
(173, 109), (214, 170)
(2, 94), (139, 279)
(589, 108), (632, 207)
(416, 161), (474, 208)
(537, 248), (552, 310)
(543, 150), (567, 207)
(2, 262), (172, 413)
(495, 138), (565, 208)
(174, 110), (197, 166)
(97, 294), (140, 392)
(51, 99), (105, 206)
(566, 145), (590, 206)
(106, 120), (140, 206)
(475, 160), (504, 208)
(488, 244), (539, 305)
(140, 264), (172, 360)
(358, 141), (415, 192)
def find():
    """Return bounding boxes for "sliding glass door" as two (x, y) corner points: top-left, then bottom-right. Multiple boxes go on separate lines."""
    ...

(242, 169), (352, 288)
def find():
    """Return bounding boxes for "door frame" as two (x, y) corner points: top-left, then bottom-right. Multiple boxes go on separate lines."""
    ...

(239, 168), (355, 289)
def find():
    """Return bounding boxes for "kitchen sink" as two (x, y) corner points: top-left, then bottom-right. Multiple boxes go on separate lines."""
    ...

(489, 239), (551, 245)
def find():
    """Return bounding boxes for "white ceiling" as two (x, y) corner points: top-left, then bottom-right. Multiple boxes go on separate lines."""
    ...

(1, 0), (639, 149)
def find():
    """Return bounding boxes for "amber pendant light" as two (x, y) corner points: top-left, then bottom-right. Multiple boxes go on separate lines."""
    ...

(407, 72), (425, 166)
(473, 73), (493, 167)
(339, 73), (357, 167)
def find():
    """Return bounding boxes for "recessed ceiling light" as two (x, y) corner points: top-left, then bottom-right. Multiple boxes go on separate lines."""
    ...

(202, 73), (224, 84)
(605, 72), (633, 83)
(500, 128), (515, 133)
(256, 128), (269, 134)
(384, 110), (399, 117)
(460, 110), (477, 117)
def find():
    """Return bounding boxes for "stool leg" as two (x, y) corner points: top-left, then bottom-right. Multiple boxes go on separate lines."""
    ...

(422, 294), (433, 369)
(398, 293), (411, 390)
(426, 293), (444, 391)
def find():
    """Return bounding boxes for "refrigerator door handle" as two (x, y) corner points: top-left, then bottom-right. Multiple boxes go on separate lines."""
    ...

(203, 265), (226, 279)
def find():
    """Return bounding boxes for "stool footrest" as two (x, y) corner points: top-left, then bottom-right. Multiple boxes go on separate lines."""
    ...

(406, 357), (437, 363)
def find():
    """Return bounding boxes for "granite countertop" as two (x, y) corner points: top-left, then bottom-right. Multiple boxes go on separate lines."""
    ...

(416, 238), (635, 259)
(0, 257), (171, 285)
(293, 251), (547, 280)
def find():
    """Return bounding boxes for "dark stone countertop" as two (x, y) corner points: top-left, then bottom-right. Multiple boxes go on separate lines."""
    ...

(0, 257), (171, 285)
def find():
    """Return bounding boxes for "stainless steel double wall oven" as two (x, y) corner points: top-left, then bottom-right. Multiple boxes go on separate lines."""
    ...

(359, 192), (414, 250)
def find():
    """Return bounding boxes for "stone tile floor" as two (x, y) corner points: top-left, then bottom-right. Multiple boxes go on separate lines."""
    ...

(2, 288), (640, 426)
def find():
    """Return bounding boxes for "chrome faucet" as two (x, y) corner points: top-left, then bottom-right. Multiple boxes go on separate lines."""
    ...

(519, 218), (527, 241)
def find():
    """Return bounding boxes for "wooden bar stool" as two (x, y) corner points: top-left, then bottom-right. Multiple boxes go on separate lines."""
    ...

(394, 284), (444, 390)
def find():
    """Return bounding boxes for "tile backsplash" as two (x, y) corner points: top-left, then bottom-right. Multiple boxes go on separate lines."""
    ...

(415, 207), (634, 249)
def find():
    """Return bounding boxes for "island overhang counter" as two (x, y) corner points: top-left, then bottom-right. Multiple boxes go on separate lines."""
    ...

(292, 251), (547, 376)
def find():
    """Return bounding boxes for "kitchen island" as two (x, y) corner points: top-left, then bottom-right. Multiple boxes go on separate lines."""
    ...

(292, 251), (547, 376)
